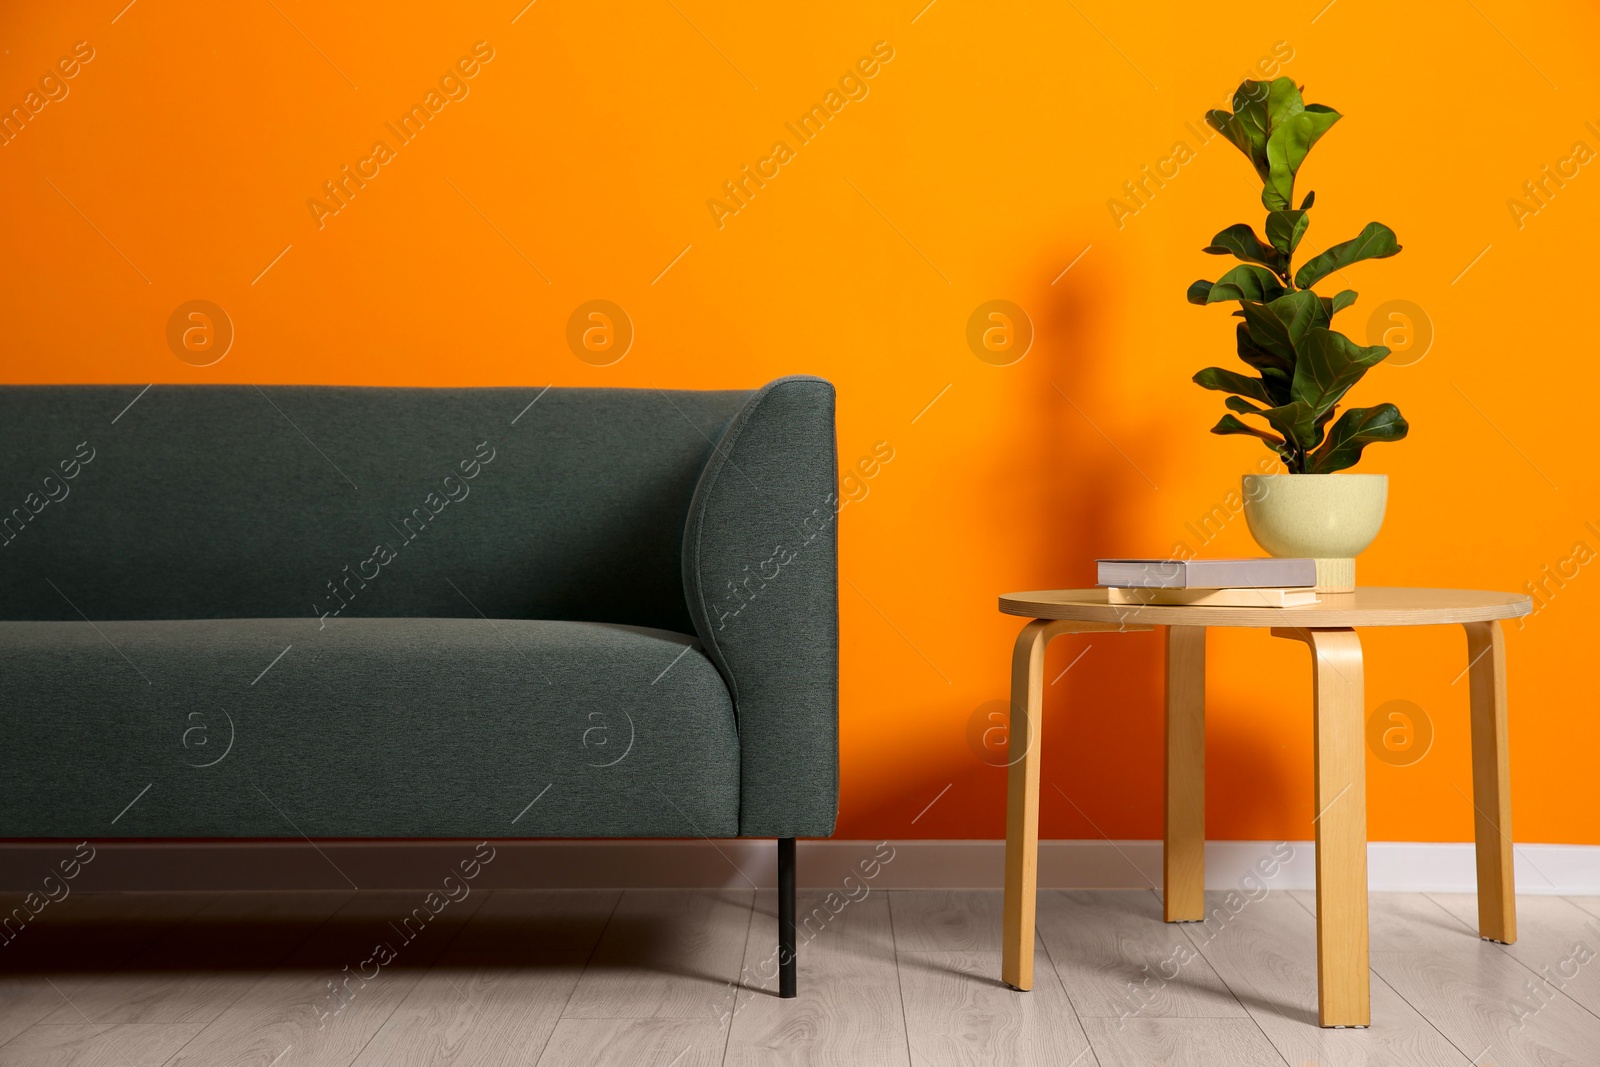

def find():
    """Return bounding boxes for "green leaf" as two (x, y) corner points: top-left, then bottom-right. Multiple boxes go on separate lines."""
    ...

(1223, 319), (1370, 453)
(1205, 109), (1269, 181)
(1206, 79), (1277, 182)
(1306, 403), (1409, 473)
(1212, 270), (1286, 304)
(1210, 413), (1286, 451)
(1251, 399), (1323, 454)
(1232, 78), (1272, 114)
(1237, 301), (1295, 363)
(1294, 222), (1402, 289)
(1231, 80), (1273, 169)
(1289, 327), (1392, 416)
(1191, 82), (1407, 474)
(1265, 77), (1305, 128)
(1194, 366), (1273, 404)
(1235, 322), (1289, 368)
(1203, 223), (1286, 274)
(1326, 289), (1358, 315)
(1196, 264), (1286, 304)
(1268, 289), (1329, 350)
(1236, 291), (1328, 394)
(1262, 105), (1341, 210)
(1265, 210), (1310, 254)
(1234, 323), (1293, 395)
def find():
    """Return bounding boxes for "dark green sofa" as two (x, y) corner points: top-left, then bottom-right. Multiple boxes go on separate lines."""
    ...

(0, 375), (838, 994)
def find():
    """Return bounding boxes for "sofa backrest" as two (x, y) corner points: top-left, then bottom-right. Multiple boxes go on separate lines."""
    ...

(0, 384), (757, 632)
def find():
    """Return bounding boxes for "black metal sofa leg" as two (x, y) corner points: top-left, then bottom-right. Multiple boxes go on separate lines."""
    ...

(778, 837), (796, 998)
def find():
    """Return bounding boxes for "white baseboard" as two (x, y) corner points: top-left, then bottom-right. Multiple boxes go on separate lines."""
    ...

(2, 840), (1595, 894)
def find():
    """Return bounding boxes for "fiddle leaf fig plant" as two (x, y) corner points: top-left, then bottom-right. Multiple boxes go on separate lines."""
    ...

(1189, 78), (1409, 474)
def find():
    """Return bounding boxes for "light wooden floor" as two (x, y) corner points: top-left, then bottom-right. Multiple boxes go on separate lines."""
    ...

(3, 888), (1599, 1066)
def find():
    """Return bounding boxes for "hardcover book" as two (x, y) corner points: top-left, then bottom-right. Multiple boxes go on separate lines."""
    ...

(1096, 557), (1318, 589)
(1105, 586), (1319, 608)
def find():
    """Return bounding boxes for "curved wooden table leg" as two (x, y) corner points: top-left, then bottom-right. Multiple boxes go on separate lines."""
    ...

(1164, 626), (1207, 922)
(1464, 620), (1516, 944)
(1002, 619), (1073, 992)
(1001, 617), (1150, 991)
(1274, 626), (1370, 1028)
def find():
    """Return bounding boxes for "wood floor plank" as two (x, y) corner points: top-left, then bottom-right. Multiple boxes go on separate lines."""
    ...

(887, 890), (1040, 953)
(1182, 892), (1470, 1065)
(0, 1022), (203, 1067)
(563, 890), (752, 1020)
(1034, 890), (1246, 1020)
(1297, 892), (1600, 1067)
(434, 890), (620, 963)
(0, 980), (59, 1051)
(897, 950), (1093, 1067)
(1080, 1017), (1284, 1067)
(0, 892), (74, 1046)
(10, 887), (1599, 1066)
(1566, 897), (1600, 922)
(346, 890), (622, 1067)
(165, 889), (485, 1067)
(1429, 892), (1600, 1022)
(723, 888), (906, 1065)
(347, 964), (587, 1067)
(37, 892), (352, 1027)
(536, 1019), (726, 1067)
(1, 893), (217, 1047)
(0, 891), (53, 1048)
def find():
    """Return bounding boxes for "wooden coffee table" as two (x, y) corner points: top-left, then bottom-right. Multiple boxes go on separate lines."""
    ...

(997, 586), (1532, 1027)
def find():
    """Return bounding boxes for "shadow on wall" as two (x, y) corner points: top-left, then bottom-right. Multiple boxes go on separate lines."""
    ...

(1025, 272), (1301, 842)
(1027, 245), (1172, 842)
(842, 240), (1182, 841)
(1204, 688), (1300, 840)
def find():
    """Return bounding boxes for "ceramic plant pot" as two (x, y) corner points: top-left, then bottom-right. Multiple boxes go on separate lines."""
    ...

(1240, 473), (1388, 593)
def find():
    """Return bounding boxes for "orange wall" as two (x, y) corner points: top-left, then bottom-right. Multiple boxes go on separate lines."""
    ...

(4, 1), (1597, 846)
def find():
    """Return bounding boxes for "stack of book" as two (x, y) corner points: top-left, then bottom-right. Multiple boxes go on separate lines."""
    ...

(1096, 557), (1319, 607)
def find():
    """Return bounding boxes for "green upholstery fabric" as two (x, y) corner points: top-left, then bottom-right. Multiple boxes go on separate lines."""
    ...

(0, 384), (751, 630)
(0, 618), (738, 838)
(683, 378), (840, 837)
(0, 379), (838, 841)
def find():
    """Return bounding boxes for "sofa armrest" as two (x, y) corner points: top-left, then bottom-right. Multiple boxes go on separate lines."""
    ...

(682, 376), (839, 838)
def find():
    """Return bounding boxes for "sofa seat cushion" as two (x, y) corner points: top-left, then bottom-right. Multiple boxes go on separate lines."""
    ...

(0, 618), (739, 838)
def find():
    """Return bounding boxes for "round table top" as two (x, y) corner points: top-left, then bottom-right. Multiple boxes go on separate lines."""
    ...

(999, 587), (1532, 628)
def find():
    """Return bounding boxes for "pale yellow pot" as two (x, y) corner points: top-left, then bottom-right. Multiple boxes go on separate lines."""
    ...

(1240, 474), (1388, 592)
